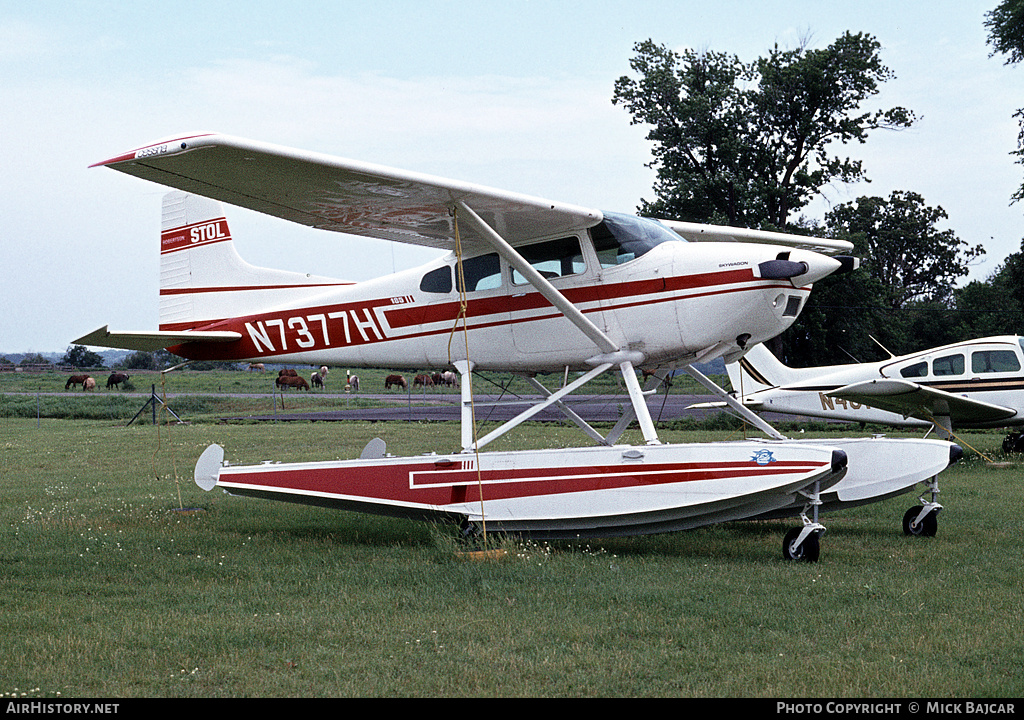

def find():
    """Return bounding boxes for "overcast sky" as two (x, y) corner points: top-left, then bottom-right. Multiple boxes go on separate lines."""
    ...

(2, 0), (1021, 353)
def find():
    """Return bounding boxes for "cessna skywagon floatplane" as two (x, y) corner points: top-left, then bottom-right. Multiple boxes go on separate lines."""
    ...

(75, 133), (960, 561)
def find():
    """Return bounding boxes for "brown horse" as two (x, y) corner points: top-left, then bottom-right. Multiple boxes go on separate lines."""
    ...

(106, 372), (130, 389)
(384, 374), (407, 390)
(414, 374), (434, 388)
(66, 374), (91, 390)
(276, 375), (310, 391)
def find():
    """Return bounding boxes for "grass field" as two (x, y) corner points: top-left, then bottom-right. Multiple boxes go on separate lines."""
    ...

(2, 377), (1023, 698)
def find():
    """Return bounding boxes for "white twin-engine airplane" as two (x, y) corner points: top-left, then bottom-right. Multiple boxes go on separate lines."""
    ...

(723, 337), (1024, 448)
(75, 133), (961, 561)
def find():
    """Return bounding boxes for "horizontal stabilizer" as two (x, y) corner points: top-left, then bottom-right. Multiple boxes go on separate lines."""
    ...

(687, 398), (765, 411)
(828, 379), (1018, 425)
(73, 325), (241, 352)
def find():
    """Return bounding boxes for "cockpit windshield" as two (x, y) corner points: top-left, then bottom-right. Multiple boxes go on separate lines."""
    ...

(591, 212), (683, 267)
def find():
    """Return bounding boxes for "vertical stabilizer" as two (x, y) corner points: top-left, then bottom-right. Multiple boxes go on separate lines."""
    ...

(158, 191), (348, 330)
(727, 343), (797, 396)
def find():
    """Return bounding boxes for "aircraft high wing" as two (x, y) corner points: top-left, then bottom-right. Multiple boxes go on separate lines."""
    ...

(72, 132), (962, 560)
(89, 132), (603, 252)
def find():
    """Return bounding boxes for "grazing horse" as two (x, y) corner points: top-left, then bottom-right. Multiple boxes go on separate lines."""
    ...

(83, 377), (96, 391)
(106, 372), (130, 389)
(384, 374), (407, 390)
(414, 374), (434, 389)
(310, 366), (328, 390)
(347, 374), (360, 392)
(66, 374), (91, 390)
(276, 375), (310, 391)
(441, 371), (458, 387)
(247, 363), (265, 372)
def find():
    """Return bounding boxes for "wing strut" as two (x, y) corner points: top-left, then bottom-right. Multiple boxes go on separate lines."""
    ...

(452, 200), (661, 447)
(683, 363), (787, 441)
(453, 201), (617, 354)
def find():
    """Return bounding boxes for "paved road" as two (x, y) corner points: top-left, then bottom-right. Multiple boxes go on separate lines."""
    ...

(252, 393), (704, 422)
(241, 391), (811, 424)
(11, 388), (812, 425)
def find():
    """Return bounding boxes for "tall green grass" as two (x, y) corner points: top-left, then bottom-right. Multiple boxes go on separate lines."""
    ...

(2, 418), (1022, 698)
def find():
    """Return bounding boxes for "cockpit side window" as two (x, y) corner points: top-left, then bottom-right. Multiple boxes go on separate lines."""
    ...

(971, 350), (1021, 374)
(899, 361), (928, 378)
(511, 237), (585, 284)
(591, 212), (682, 268)
(455, 252), (502, 292)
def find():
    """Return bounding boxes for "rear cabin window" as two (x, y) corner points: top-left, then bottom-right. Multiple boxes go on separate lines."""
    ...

(512, 237), (585, 284)
(932, 353), (965, 376)
(419, 266), (452, 293)
(971, 350), (1021, 373)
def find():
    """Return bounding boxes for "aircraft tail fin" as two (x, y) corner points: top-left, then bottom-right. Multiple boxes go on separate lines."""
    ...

(727, 343), (798, 396)
(159, 191), (348, 331)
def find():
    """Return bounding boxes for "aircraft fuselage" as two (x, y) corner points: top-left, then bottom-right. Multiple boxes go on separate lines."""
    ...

(170, 239), (820, 372)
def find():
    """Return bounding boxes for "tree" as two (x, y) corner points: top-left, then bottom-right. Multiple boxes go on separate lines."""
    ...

(780, 192), (984, 366)
(124, 351), (157, 370)
(19, 353), (51, 367)
(986, 0), (1024, 63)
(62, 345), (105, 368)
(952, 275), (1022, 338)
(612, 32), (915, 228)
(986, 0), (1024, 203)
(951, 237), (1024, 338)
(824, 191), (984, 308)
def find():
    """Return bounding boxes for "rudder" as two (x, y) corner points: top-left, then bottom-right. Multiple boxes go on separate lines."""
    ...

(158, 191), (347, 331)
(727, 343), (795, 395)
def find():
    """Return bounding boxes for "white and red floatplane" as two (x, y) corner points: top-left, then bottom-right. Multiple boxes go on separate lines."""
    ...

(75, 133), (961, 561)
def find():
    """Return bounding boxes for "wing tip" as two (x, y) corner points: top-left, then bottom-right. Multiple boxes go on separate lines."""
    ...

(89, 132), (222, 169)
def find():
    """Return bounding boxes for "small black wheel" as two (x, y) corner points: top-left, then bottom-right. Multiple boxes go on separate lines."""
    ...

(783, 527), (820, 562)
(902, 507), (938, 537)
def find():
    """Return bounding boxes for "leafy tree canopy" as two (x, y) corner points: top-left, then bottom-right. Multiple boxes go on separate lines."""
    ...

(986, 0), (1024, 203)
(779, 192), (984, 366)
(825, 191), (984, 308)
(986, 0), (1024, 65)
(612, 32), (915, 228)
(61, 345), (104, 368)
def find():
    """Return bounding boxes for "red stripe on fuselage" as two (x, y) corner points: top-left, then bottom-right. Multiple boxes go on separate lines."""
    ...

(383, 268), (757, 329)
(163, 267), (791, 358)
